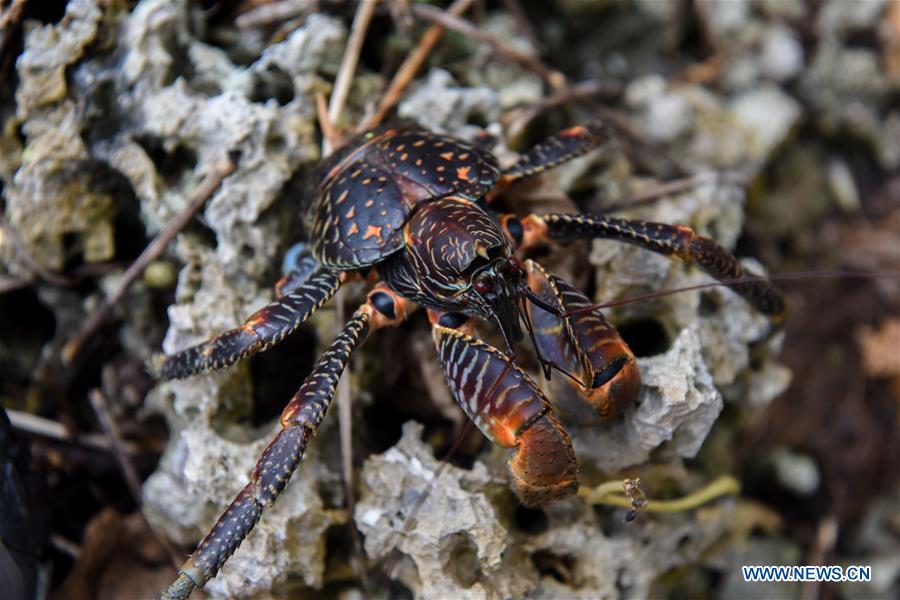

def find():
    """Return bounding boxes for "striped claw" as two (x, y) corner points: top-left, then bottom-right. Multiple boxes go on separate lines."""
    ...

(525, 260), (640, 421)
(431, 321), (579, 507)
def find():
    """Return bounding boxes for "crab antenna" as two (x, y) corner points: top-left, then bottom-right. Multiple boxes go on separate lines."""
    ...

(519, 296), (553, 380)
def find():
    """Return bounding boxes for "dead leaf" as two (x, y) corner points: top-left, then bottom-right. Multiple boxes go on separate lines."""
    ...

(856, 318), (900, 378)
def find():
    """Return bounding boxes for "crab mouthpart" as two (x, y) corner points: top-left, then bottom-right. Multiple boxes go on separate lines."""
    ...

(491, 294), (524, 349)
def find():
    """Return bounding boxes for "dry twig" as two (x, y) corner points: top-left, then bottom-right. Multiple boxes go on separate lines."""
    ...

(0, 275), (35, 295)
(324, 4), (381, 589)
(316, 91), (340, 150)
(503, 78), (624, 140)
(235, 0), (315, 29)
(602, 171), (746, 212)
(592, 106), (694, 177)
(386, 0), (414, 35)
(357, 0), (478, 131)
(410, 3), (566, 91)
(6, 408), (140, 454)
(87, 389), (144, 503)
(324, 0), (378, 154)
(87, 389), (182, 566)
(62, 157), (237, 363)
(499, 0), (540, 49)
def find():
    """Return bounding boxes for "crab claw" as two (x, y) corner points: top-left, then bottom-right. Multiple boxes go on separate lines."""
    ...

(524, 260), (640, 421)
(431, 321), (579, 507)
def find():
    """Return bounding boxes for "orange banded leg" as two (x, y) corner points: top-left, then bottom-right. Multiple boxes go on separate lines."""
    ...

(524, 260), (639, 421)
(429, 312), (579, 507)
(162, 287), (413, 600)
(515, 213), (786, 317)
(153, 267), (344, 381)
(497, 122), (611, 189)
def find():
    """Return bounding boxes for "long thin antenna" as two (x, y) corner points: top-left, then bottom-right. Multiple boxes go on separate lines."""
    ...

(564, 270), (900, 318)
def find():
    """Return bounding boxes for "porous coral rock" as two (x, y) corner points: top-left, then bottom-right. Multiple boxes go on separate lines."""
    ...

(4, 0), (111, 273)
(356, 422), (530, 600)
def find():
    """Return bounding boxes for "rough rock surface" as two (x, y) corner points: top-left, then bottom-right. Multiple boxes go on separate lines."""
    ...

(4, 0), (347, 596)
(357, 422), (741, 599)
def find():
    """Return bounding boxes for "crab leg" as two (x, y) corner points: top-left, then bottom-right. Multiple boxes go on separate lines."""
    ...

(493, 122), (611, 193)
(162, 287), (413, 599)
(523, 260), (640, 421)
(152, 267), (344, 381)
(514, 213), (786, 317)
(429, 312), (579, 507)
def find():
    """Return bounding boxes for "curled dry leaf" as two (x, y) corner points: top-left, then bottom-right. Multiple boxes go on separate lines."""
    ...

(856, 318), (900, 379)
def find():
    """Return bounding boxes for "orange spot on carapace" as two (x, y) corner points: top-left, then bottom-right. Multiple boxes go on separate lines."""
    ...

(561, 125), (587, 138)
(345, 206), (356, 218)
(363, 224), (383, 241)
(456, 166), (472, 181)
(440, 151), (454, 160)
(348, 222), (360, 236)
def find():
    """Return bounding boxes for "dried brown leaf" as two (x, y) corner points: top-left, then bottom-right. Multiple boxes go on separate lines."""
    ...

(856, 318), (900, 378)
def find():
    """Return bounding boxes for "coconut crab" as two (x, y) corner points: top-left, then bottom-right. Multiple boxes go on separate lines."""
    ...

(156, 121), (784, 598)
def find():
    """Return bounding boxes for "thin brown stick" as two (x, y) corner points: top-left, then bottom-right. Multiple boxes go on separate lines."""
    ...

(235, 0), (316, 29)
(602, 171), (746, 212)
(316, 91), (340, 151)
(0, 0), (27, 31)
(386, 0), (414, 35)
(327, 0), (377, 121)
(88, 389), (144, 503)
(6, 408), (140, 454)
(503, 78), (624, 140)
(62, 157), (237, 363)
(324, 0), (378, 154)
(0, 275), (35, 295)
(410, 3), (566, 91)
(88, 389), (182, 567)
(326, 6), (380, 589)
(591, 106), (694, 177)
(499, 0), (540, 49)
(800, 514), (840, 600)
(50, 534), (82, 559)
(357, 0), (478, 132)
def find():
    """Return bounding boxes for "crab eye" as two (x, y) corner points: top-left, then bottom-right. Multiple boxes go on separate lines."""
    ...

(474, 277), (493, 295)
(506, 256), (523, 272)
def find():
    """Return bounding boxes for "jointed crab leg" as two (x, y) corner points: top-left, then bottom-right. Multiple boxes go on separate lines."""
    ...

(162, 287), (413, 599)
(496, 122), (610, 189)
(430, 313), (579, 507)
(153, 267), (344, 381)
(517, 213), (786, 317)
(524, 260), (640, 421)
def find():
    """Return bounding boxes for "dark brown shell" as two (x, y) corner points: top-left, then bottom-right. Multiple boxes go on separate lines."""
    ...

(304, 123), (500, 268)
